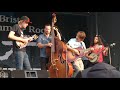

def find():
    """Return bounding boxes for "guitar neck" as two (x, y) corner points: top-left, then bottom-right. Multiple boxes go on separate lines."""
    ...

(28, 35), (38, 41)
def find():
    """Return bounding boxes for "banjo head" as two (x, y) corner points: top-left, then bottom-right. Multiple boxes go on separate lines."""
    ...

(89, 53), (99, 63)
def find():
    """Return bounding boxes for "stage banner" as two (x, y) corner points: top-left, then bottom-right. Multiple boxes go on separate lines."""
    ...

(0, 12), (88, 68)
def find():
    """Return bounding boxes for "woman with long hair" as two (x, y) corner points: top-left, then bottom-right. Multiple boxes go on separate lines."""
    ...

(85, 35), (109, 66)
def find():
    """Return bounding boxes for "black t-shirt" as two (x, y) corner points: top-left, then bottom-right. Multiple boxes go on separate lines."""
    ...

(10, 24), (26, 52)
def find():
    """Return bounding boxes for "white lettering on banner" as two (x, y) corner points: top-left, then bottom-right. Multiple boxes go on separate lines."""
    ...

(0, 41), (38, 61)
(0, 15), (19, 23)
(29, 26), (44, 33)
(0, 25), (12, 31)
(0, 15), (44, 33)
(0, 25), (43, 33)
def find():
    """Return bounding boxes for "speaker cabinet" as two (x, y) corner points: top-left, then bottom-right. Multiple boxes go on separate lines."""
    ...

(37, 70), (49, 78)
(11, 70), (49, 78)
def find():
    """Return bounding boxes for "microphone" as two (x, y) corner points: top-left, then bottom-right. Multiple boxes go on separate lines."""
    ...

(110, 43), (116, 47)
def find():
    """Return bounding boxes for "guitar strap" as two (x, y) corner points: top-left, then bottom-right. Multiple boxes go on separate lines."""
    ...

(20, 30), (24, 38)
(80, 42), (84, 49)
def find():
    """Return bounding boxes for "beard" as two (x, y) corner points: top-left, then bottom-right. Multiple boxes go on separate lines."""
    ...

(45, 31), (50, 35)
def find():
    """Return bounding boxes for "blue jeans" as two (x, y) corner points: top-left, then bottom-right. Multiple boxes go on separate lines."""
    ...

(40, 57), (49, 70)
(14, 51), (31, 70)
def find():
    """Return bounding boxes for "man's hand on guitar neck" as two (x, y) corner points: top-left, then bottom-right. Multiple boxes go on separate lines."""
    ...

(28, 37), (33, 42)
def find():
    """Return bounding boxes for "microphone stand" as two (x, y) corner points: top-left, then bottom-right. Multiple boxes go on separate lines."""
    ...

(108, 46), (112, 65)
(100, 35), (112, 65)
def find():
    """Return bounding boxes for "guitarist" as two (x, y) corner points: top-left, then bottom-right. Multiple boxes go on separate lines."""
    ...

(85, 35), (109, 67)
(8, 16), (32, 70)
(67, 31), (86, 78)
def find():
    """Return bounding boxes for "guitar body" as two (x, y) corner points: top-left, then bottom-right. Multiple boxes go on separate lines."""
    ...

(16, 34), (38, 49)
(67, 48), (91, 62)
(67, 48), (81, 62)
(16, 41), (28, 49)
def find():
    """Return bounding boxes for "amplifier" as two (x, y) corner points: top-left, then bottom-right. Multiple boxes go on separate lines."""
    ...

(11, 70), (49, 78)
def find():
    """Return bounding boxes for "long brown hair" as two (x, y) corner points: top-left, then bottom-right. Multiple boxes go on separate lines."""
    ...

(90, 35), (103, 46)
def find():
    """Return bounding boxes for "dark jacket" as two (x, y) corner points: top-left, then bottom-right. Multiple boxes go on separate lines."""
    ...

(82, 62), (120, 78)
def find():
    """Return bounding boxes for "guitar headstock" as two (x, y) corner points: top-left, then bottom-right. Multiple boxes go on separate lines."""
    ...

(33, 34), (38, 40)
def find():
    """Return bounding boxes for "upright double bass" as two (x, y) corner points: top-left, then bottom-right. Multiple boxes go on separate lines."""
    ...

(47, 13), (74, 78)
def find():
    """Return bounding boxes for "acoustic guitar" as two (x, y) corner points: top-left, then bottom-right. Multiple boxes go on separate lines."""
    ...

(67, 47), (91, 62)
(16, 34), (38, 49)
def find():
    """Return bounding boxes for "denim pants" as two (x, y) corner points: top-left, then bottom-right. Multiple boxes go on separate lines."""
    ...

(40, 57), (49, 70)
(72, 58), (84, 78)
(14, 51), (31, 70)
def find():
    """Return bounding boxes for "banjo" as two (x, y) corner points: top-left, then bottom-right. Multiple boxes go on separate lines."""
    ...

(89, 46), (108, 63)
(89, 53), (99, 63)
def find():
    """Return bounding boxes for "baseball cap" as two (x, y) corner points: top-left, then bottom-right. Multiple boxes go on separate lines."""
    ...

(20, 16), (32, 24)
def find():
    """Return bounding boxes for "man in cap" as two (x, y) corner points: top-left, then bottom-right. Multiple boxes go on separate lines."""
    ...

(81, 62), (120, 78)
(8, 16), (32, 70)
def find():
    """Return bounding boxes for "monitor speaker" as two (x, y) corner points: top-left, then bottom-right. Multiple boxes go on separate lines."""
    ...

(11, 70), (49, 78)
